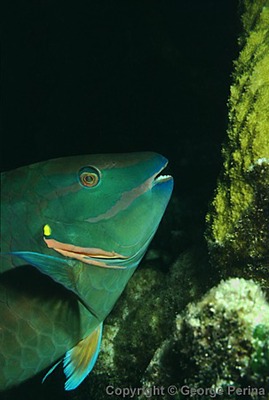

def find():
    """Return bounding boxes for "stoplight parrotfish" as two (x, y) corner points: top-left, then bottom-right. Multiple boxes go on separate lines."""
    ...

(0, 152), (173, 391)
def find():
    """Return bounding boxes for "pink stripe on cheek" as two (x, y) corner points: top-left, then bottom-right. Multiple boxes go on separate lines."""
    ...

(43, 237), (127, 259)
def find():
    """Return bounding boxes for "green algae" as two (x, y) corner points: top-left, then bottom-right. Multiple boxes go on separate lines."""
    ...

(71, 4), (269, 399)
(251, 324), (269, 376)
(141, 278), (269, 400)
(206, 0), (269, 288)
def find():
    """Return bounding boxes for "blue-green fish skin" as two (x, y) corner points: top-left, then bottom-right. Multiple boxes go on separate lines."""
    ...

(0, 152), (173, 390)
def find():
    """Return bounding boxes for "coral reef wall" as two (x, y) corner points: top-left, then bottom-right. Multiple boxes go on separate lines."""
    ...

(206, 0), (269, 292)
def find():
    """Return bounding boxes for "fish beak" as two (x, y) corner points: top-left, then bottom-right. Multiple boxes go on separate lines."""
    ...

(152, 161), (173, 185)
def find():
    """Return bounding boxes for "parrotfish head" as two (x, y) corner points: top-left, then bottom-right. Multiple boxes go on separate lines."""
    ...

(26, 152), (173, 269)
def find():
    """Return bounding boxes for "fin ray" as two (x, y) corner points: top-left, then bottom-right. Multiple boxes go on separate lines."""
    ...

(42, 360), (61, 384)
(63, 323), (103, 390)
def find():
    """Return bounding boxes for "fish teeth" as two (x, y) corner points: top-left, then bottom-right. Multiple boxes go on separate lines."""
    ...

(155, 174), (172, 182)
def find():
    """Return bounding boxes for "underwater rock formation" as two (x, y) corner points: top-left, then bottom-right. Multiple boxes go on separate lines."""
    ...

(206, 0), (269, 291)
(141, 278), (269, 399)
(72, 3), (269, 399)
(77, 236), (212, 399)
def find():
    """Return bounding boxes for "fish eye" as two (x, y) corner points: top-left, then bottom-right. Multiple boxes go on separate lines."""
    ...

(79, 166), (100, 188)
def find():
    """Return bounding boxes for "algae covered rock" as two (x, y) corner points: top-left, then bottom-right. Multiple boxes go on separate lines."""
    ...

(76, 244), (211, 400)
(206, 0), (269, 289)
(73, 3), (269, 399)
(141, 278), (269, 399)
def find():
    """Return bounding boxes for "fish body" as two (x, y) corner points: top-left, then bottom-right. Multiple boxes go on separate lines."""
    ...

(0, 152), (173, 390)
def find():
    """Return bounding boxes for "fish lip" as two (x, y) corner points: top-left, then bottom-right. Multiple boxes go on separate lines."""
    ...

(152, 160), (173, 185)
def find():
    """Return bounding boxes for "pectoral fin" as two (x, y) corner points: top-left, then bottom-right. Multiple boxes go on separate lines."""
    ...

(10, 251), (100, 320)
(63, 322), (103, 390)
(9, 251), (75, 289)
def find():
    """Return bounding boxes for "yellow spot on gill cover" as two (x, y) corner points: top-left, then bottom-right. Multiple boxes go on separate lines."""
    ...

(43, 224), (52, 236)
